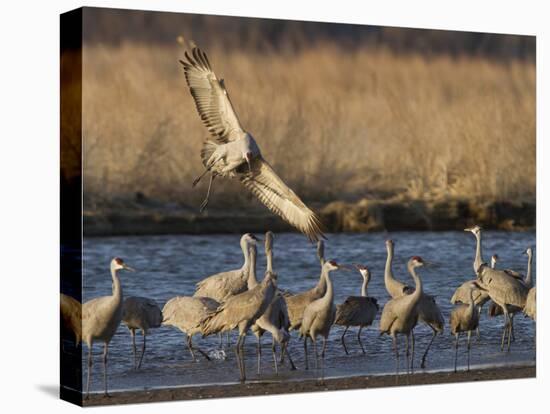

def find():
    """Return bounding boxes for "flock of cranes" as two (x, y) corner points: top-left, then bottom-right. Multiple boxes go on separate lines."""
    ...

(61, 227), (536, 398)
(59, 44), (535, 398)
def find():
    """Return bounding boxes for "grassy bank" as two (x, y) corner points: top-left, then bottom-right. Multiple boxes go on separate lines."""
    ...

(82, 43), (535, 212)
(83, 196), (534, 236)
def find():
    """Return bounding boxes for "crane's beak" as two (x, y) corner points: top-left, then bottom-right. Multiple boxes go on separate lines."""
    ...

(123, 264), (136, 272)
(423, 260), (437, 268)
(338, 264), (354, 272)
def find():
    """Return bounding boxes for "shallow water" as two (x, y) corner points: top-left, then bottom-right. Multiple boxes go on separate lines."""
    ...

(79, 231), (536, 392)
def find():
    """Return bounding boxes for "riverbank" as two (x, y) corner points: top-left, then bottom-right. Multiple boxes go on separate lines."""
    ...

(83, 196), (535, 236)
(80, 365), (535, 406)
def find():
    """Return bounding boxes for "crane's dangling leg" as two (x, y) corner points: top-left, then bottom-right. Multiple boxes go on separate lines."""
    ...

(256, 335), (262, 375)
(357, 326), (366, 354)
(137, 330), (146, 369)
(199, 174), (216, 213)
(340, 326), (349, 355)
(454, 333), (460, 373)
(85, 343), (93, 399)
(321, 336), (327, 359)
(420, 327), (437, 369)
(271, 337), (278, 375)
(218, 333), (223, 349)
(130, 328), (137, 369)
(467, 330), (472, 371)
(510, 313), (516, 342)
(102, 342), (110, 397)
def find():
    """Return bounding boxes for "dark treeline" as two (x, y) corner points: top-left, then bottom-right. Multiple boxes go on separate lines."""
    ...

(82, 7), (535, 61)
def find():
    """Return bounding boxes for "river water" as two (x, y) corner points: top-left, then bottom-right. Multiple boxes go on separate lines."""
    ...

(79, 231), (536, 392)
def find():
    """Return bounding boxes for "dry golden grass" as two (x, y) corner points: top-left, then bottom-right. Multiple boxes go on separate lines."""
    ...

(82, 43), (535, 209)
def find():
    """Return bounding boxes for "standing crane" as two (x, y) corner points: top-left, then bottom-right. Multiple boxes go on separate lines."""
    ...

(487, 247), (533, 342)
(334, 264), (379, 355)
(193, 233), (259, 302)
(82, 257), (134, 398)
(450, 282), (486, 372)
(464, 225), (485, 274)
(299, 260), (345, 370)
(286, 241), (326, 330)
(201, 269), (277, 382)
(251, 232), (296, 374)
(180, 44), (325, 242)
(476, 262), (529, 351)
(383, 240), (443, 369)
(380, 256), (427, 378)
(121, 296), (163, 369)
(162, 295), (220, 361)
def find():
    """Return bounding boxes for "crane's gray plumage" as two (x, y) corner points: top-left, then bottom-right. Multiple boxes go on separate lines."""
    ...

(450, 282), (483, 372)
(485, 247), (533, 343)
(451, 281), (490, 307)
(180, 45), (325, 242)
(299, 260), (342, 371)
(162, 296), (219, 361)
(380, 257), (426, 377)
(285, 241), (326, 329)
(477, 263), (529, 351)
(60, 293), (81, 347)
(335, 265), (379, 355)
(201, 270), (277, 381)
(383, 239), (443, 368)
(82, 257), (134, 398)
(193, 233), (258, 302)
(121, 296), (163, 369)
(251, 232), (296, 374)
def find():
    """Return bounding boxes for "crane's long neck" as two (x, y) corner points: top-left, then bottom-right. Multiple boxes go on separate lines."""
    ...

(384, 244), (397, 289)
(361, 277), (368, 297)
(241, 239), (250, 271)
(320, 268), (334, 306)
(525, 252), (533, 288)
(473, 232), (483, 274)
(266, 247), (273, 274)
(111, 267), (122, 302)
(407, 263), (423, 305)
(315, 268), (327, 295)
(247, 245), (258, 289)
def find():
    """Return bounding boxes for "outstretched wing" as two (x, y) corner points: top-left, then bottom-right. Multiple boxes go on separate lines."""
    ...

(180, 46), (245, 143)
(240, 157), (325, 242)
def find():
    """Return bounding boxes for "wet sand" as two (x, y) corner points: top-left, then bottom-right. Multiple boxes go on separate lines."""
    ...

(80, 365), (534, 406)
